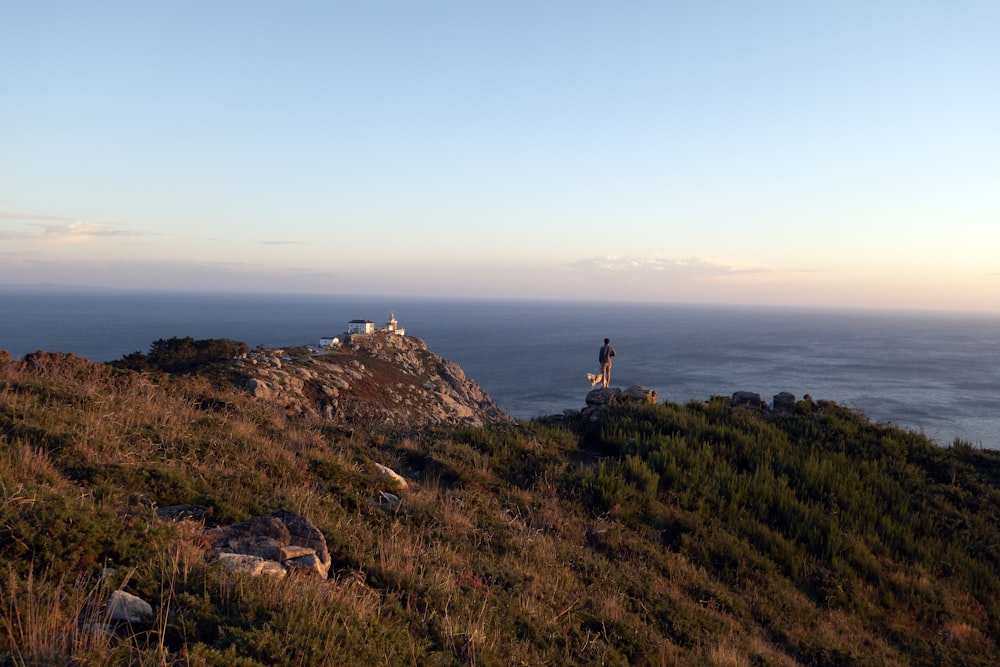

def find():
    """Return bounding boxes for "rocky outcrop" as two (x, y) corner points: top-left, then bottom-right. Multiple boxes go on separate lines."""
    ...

(234, 332), (510, 429)
(730, 391), (800, 413)
(204, 509), (332, 579)
(772, 391), (797, 413)
(731, 391), (767, 409)
(574, 385), (658, 420)
(563, 386), (803, 422)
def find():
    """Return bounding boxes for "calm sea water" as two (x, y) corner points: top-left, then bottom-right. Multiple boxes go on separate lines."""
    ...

(2, 289), (998, 448)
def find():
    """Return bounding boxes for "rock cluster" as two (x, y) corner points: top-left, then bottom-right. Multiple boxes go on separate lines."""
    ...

(558, 386), (805, 422)
(204, 509), (332, 579)
(234, 332), (510, 429)
(731, 391), (768, 409)
(94, 507), (339, 632)
(731, 390), (799, 413)
(558, 384), (659, 421)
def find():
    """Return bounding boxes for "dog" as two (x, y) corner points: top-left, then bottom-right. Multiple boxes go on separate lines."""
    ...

(586, 372), (603, 387)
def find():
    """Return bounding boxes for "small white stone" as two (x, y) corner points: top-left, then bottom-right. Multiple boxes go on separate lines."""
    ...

(374, 463), (408, 489)
(105, 590), (153, 624)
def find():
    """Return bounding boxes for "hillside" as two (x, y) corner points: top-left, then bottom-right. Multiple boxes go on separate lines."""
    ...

(1, 343), (999, 666)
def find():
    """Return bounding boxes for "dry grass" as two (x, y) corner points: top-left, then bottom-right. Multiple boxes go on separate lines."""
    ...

(0, 568), (116, 667)
(4, 351), (1000, 665)
(1, 443), (61, 490)
(707, 635), (752, 667)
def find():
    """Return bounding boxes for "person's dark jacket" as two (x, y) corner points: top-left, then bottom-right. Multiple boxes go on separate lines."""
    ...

(599, 344), (616, 365)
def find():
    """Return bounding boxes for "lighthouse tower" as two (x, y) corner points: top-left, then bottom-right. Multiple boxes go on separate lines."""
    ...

(386, 313), (405, 336)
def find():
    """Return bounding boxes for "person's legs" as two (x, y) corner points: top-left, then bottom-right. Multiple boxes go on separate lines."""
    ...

(602, 362), (611, 388)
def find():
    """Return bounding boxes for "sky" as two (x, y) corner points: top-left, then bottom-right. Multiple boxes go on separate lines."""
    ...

(2, 1), (999, 312)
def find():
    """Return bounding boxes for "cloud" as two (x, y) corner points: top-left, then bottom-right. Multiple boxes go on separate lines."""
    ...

(0, 256), (342, 293)
(0, 221), (153, 244)
(572, 255), (781, 278)
(0, 211), (71, 222)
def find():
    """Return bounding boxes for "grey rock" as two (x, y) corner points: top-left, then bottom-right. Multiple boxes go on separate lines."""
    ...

(279, 545), (316, 560)
(245, 378), (271, 398)
(217, 553), (266, 576)
(373, 491), (401, 513)
(272, 509), (331, 577)
(374, 462), (409, 489)
(105, 590), (153, 625)
(260, 561), (288, 578)
(623, 385), (658, 403)
(206, 509), (332, 579)
(773, 391), (796, 412)
(284, 553), (328, 578)
(732, 391), (766, 409)
(586, 388), (622, 406)
(207, 516), (290, 551)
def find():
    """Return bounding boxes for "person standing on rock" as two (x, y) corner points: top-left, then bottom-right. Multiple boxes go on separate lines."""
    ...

(599, 338), (616, 388)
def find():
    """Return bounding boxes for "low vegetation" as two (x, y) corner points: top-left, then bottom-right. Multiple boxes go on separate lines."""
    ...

(111, 337), (250, 375)
(1, 347), (998, 665)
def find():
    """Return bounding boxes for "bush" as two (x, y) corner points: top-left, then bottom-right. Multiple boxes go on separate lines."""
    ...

(110, 336), (249, 373)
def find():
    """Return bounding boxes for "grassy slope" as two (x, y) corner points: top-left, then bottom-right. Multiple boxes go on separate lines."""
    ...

(1, 350), (999, 666)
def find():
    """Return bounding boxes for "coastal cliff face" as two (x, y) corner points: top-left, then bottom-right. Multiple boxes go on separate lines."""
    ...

(233, 331), (510, 429)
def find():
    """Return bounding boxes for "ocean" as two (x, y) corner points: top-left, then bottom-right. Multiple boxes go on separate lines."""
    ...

(2, 289), (998, 448)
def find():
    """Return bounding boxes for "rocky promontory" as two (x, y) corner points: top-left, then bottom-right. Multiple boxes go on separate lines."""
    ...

(233, 331), (510, 429)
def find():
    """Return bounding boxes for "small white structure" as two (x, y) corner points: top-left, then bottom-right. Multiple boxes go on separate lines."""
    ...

(347, 319), (375, 335)
(319, 336), (340, 348)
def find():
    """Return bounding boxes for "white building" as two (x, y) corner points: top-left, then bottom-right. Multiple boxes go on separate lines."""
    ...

(347, 319), (375, 335)
(319, 336), (340, 348)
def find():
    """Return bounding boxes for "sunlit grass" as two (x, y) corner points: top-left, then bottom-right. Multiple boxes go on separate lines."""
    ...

(2, 350), (999, 665)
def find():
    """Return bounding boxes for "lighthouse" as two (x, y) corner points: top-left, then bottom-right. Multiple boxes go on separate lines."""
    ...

(386, 313), (405, 336)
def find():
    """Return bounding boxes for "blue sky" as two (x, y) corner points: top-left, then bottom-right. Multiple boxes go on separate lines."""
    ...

(2, 1), (999, 311)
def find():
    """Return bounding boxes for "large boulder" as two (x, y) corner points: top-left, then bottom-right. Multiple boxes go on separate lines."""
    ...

(244, 377), (272, 398)
(772, 391), (796, 413)
(623, 385), (658, 404)
(731, 391), (766, 409)
(582, 385), (660, 421)
(587, 385), (658, 408)
(586, 387), (621, 406)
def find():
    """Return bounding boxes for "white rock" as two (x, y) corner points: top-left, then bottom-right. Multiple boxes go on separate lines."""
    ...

(374, 463), (409, 489)
(105, 590), (153, 624)
(279, 545), (316, 560)
(217, 553), (266, 576)
(284, 553), (330, 578)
